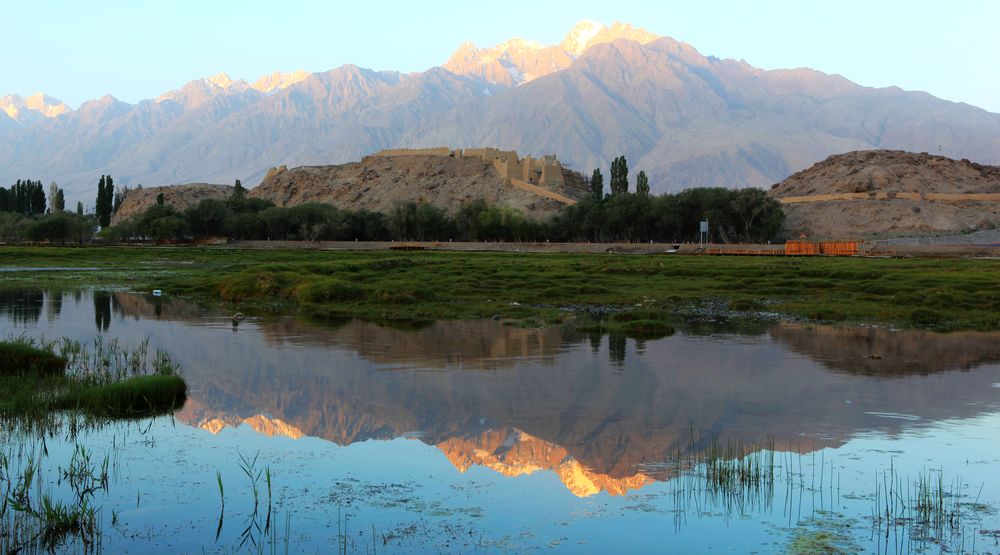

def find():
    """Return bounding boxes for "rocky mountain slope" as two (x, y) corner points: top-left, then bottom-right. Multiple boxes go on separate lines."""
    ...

(3, 21), (1000, 202)
(770, 150), (1000, 238)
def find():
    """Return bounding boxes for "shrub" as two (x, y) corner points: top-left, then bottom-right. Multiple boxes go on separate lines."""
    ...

(367, 285), (437, 304)
(909, 308), (944, 326)
(618, 319), (676, 339)
(611, 308), (667, 323)
(295, 278), (365, 303)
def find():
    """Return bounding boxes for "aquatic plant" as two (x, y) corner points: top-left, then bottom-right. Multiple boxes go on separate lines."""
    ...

(1, 443), (109, 553)
(212, 451), (288, 554)
(870, 462), (986, 550)
(0, 336), (187, 430)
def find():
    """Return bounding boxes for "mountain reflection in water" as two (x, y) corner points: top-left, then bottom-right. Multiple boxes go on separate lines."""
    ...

(4, 290), (1000, 498)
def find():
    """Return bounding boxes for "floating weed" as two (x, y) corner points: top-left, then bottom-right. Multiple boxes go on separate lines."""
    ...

(786, 513), (860, 554)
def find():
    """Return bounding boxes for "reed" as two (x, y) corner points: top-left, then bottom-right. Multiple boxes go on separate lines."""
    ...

(1, 443), (109, 553)
(0, 336), (188, 427)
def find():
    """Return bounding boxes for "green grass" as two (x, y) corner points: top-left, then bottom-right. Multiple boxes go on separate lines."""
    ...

(0, 337), (187, 423)
(0, 341), (67, 376)
(3, 245), (1000, 331)
(55, 374), (187, 418)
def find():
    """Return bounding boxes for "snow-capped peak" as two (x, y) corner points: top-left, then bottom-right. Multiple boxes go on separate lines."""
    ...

(205, 72), (236, 89)
(251, 70), (310, 94)
(561, 20), (606, 56)
(0, 93), (71, 122)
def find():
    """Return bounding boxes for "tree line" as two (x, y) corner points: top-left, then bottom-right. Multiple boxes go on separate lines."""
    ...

(4, 157), (785, 244)
(104, 156), (783, 243)
(0, 178), (93, 244)
(0, 180), (48, 216)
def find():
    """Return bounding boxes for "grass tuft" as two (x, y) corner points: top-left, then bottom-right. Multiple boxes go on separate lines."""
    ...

(0, 340), (67, 376)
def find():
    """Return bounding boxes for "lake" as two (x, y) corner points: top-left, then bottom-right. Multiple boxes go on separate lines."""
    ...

(2, 289), (999, 553)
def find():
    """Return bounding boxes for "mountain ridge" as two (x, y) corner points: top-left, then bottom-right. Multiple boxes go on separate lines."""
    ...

(3, 21), (1000, 202)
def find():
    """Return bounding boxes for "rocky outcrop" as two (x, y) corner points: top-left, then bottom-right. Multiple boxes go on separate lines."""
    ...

(112, 183), (233, 224)
(248, 149), (587, 217)
(769, 150), (1000, 238)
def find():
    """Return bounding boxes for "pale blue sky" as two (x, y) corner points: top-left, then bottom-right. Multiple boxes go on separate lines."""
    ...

(3, 0), (998, 112)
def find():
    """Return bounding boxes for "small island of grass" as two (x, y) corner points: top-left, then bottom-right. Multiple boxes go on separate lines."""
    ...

(0, 338), (187, 423)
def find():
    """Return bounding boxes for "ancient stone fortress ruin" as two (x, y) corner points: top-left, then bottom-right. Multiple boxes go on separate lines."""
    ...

(368, 147), (566, 189)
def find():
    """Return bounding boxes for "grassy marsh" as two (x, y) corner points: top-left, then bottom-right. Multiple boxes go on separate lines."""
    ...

(3, 246), (1000, 331)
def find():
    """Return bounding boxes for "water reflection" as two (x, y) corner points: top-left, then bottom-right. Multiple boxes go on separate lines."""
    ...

(4, 289), (1000, 499)
(93, 290), (113, 332)
(0, 289), (44, 326)
(771, 323), (1000, 376)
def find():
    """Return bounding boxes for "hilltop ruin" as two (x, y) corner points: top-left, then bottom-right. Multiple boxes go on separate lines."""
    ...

(369, 147), (567, 188)
(250, 147), (588, 217)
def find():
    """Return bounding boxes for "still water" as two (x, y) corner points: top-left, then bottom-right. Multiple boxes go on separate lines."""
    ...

(2, 289), (999, 553)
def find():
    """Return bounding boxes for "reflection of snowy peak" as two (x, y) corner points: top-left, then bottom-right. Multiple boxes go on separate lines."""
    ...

(437, 428), (654, 497)
(443, 20), (658, 86)
(196, 413), (305, 439)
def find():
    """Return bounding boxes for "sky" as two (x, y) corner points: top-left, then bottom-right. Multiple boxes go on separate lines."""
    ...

(2, 0), (999, 113)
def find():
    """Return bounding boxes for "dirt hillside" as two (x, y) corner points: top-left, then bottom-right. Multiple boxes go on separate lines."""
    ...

(248, 154), (588, 218)
(113, 183), (234, 224)
(769, 150), (1000, 239)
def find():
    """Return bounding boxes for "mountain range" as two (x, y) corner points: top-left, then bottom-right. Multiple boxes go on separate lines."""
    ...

(3, 21), (1000, 202)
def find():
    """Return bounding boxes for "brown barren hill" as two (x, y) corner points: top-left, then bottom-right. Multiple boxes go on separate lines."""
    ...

(248, 148), (588, 217)
(112, 183), (234, 224)
(769, 150), (1000, 239)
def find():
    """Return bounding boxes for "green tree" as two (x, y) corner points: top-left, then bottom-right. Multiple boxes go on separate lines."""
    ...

(233, 179), (246, 198)
(610, 156), (629, 196)
(156, 192), (165, 206)
(26, 213), (93, 244)
(729, 188), (785, 243)
(76, 201), (84, 216)
(184, 199), (234, 237)
(636, 170), (650, 196)
(455, 199), (488, 240)
(95, 175), (115, 227)
(590, 169), (604, 200)
(54, 189), (65, 212)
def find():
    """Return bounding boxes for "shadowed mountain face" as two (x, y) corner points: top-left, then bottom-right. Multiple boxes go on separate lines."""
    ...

(3, 22), (1000, 199)
(82, 292), (1000, 497)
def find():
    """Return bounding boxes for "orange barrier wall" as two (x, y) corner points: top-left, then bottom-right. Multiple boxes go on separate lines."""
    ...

(785, 240), (818, 255)
(784, 240), (859, 256)
(818, 241), (859, 256)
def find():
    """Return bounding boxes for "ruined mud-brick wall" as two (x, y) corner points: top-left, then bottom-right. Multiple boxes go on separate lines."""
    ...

(369, 147), (565, 188)
(370, 147), (455, 158)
